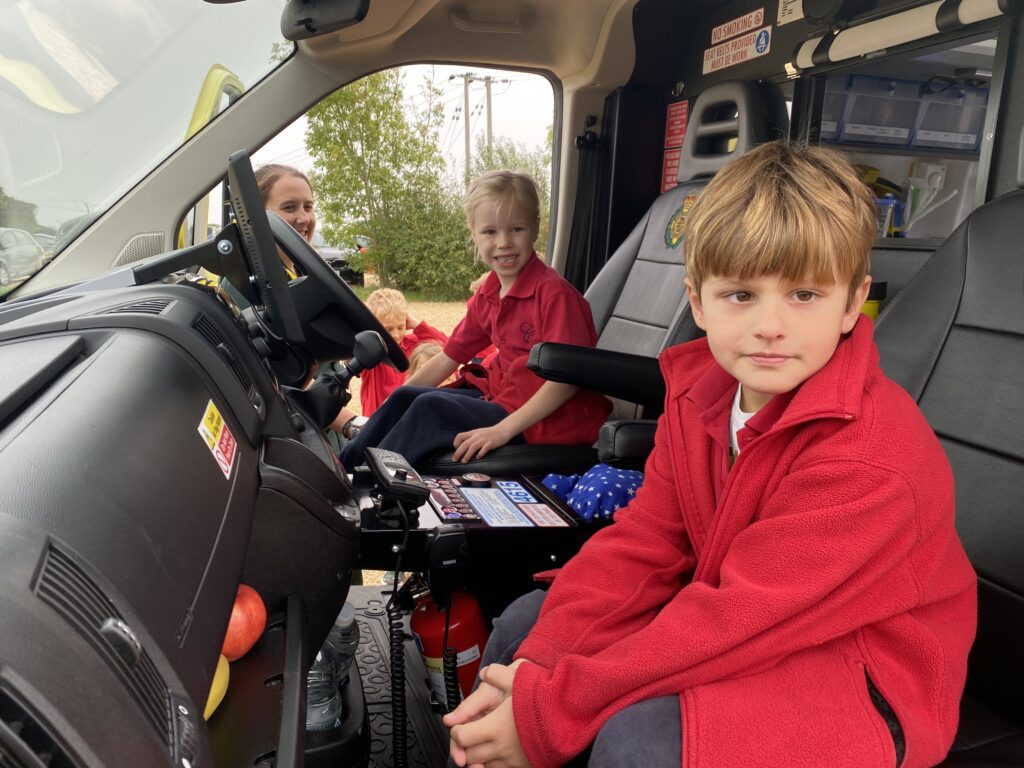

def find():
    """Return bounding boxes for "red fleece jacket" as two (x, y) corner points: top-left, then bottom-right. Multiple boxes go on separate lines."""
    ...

(513, 317), (976, 768)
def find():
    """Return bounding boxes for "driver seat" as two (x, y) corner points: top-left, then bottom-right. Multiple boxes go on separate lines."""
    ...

(421, 80), (789, 476)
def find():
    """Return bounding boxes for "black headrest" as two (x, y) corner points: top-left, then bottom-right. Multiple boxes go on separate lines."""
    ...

(677, 80), (789, 183)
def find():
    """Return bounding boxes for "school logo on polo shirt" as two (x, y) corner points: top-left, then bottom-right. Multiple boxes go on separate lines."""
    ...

(665, 193), (698, 249)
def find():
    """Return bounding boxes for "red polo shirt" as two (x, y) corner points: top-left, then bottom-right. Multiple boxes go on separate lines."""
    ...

(444, 256), (611, 445)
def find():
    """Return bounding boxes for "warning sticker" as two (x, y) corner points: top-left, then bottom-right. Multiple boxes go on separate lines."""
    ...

(703, 26), (772, 74)
(460, 488), (533, 527)
(711, 8), (765, 44)
(520, 504), (569, 527)
(777, 0), (804, 26)
(198, 400), (236, 479)
(661, 147), (682, 193)
(664, 101), (689, 148)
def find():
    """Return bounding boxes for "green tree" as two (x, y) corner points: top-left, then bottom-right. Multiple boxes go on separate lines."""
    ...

(0, 188), (43, 234)
(306, 68), (482, 297)
(469, 130), (552, 252)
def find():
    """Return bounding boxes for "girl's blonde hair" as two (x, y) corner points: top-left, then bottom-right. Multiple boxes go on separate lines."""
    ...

(365, 287), (408, 322)
(407, 342), (443, 378)
(254, 163), (313, 203)
(463, 170), (541, 232)
(683, 141), (875, 306)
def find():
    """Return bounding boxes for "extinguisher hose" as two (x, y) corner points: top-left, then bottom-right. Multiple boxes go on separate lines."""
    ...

(442, 608), (461, 712)
(385, 501), (411, 768)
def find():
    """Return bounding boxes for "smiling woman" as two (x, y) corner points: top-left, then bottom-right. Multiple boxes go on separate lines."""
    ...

(257, 164), (317, 242)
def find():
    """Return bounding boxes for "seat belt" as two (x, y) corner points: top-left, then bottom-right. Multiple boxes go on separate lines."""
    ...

(565, 115), (609, 292)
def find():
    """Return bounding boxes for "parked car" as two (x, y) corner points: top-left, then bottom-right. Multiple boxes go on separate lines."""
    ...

(312, 231), (363, 284)
(31, 232), (55, 250)
(0, 227), (44, 286)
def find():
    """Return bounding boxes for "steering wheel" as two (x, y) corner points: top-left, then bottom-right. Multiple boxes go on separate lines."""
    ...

(266, 212), (407, 371)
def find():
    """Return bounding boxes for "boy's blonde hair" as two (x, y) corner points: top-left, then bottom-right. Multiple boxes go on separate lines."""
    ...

(407, 342), (443, 378)
(463, 170), (541, 234)
(365, 287), (407, 322)
(683, 141), (875, 306)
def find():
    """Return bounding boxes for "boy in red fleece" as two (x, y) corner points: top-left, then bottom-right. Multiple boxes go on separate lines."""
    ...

(445, 141), (977, 768)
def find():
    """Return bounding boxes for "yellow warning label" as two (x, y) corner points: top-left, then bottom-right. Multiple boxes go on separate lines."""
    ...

(197, 400), (236, 479)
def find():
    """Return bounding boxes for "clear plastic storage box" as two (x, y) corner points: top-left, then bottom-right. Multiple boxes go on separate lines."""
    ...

(820, 77), (848, 141)
(912, 86), (988, 152)
(839, 75), (921, 147)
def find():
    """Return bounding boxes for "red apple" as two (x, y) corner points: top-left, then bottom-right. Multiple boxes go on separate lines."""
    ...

(221, 584), (267, 661)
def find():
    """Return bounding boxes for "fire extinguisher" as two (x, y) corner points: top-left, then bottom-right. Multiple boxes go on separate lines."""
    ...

(411, 524), (490, 709)
(411, 590), (489, 706)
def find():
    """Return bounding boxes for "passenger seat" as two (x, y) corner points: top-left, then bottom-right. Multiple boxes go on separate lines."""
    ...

(873, 176), (1024, 766)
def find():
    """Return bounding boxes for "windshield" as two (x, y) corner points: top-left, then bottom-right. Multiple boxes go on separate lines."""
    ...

(0, 0), (288, 294)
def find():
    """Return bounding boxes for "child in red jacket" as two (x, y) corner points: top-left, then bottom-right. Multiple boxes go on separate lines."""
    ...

(340, 170), (609, 470)
(359, 288), (448, 416)
(445, 142), (977, 768)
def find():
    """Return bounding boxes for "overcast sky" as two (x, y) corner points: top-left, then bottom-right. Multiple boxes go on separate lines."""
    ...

(253, 64), (555, 183)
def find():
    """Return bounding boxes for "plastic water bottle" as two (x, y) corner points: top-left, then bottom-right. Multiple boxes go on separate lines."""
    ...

(327, 602), (360, 687)
(305, 603), (360, 731)
(306, 641), (342, 731)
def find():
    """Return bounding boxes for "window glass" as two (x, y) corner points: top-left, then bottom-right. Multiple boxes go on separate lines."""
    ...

(196, 65), (556, 299)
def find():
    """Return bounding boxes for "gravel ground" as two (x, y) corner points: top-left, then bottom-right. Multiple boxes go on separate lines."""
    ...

(355, 300), (467, 586)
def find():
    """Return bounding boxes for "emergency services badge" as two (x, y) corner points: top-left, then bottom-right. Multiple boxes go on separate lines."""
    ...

(665, 193), (698, 248)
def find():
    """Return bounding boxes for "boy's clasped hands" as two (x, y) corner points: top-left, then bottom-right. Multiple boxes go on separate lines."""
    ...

(445, 659), (532, 768)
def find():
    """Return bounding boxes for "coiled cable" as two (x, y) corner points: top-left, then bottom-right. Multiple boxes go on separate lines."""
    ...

(385, 501), (411, 768)
(442, 608), (461, 712)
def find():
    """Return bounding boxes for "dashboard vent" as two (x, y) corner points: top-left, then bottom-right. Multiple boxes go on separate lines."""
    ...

(0, 687), (80, 768)
(34, 546), (173, 754)
(192, 314), (254, 391)
(103, 298), (173, 316)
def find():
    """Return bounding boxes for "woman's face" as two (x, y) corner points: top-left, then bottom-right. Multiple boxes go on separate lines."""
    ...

(265, 174), (316, 242)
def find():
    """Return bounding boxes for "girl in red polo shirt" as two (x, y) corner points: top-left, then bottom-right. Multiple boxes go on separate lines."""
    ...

(339, 170), (610, 470)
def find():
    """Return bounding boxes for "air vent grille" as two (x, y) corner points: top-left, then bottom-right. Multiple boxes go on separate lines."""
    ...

(192, 314), (253, 391)
(103, 298), (173, 316)
(35, 547), (173, 753)
(0, 687), (80, 768)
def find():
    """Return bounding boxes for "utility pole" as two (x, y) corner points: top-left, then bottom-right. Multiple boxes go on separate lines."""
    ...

(485, 76), (493, 158)
(464, 74), (472, 188)
(449, 72), (510, 187)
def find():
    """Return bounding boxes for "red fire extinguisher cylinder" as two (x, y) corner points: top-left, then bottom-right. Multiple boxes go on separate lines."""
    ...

(411, 590), (490, 702)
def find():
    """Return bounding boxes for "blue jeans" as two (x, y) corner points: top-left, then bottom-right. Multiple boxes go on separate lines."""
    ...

(339, 385), (519, 470)
(478, 589), (681, 768)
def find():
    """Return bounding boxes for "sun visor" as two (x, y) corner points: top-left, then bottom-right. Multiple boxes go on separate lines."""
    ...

(280, 0), (370, 41)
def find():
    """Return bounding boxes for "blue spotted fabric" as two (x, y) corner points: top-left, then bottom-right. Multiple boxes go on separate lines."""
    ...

(542, 463), (644, 522)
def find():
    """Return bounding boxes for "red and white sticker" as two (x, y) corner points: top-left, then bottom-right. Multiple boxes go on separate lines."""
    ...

(198, 400), (237, 479)
(662, 147), (682, 193)
(711, 8), (765, 44)
(664, 101), (689, 148)
(703, 26), (772, 75)
(520, 503), (569, 527)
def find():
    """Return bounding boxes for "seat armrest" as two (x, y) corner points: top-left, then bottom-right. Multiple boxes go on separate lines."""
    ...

(598, 419), (657, 465)
(527, 343), (665, 411)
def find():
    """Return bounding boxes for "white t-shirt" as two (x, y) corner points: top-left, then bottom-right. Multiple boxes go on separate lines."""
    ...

(729, 385), (757, 455)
